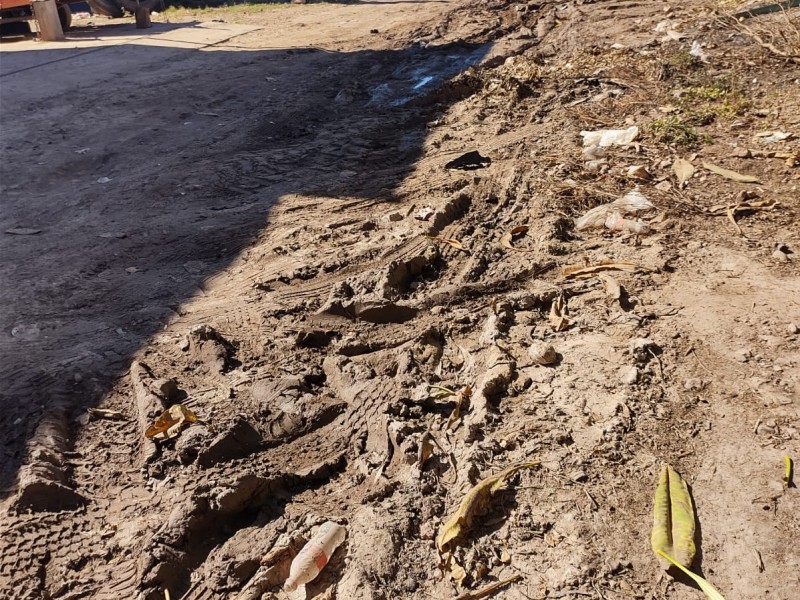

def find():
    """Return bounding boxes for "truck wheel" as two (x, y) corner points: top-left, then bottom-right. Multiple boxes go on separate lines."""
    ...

(87, 0), (124, 18)
(58, 4), (72, 30)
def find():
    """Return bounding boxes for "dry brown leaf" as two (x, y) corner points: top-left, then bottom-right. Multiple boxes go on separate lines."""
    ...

(87, 408), (127, 421)
(500, 226), (533, 252)
(145, 404), (198, 440)
(548, 293), (572, 331)
(562, 259), (655, 279)
(702, 161), (760, 183)
(426, 236), (469, 253)
(446, 386), (472, 431)
(436, 462), (538, 553)
(672, 158), (695, 185)
(726, 207), (745, 236)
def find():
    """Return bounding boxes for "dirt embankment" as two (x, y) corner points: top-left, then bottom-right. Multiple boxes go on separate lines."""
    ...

(1, 1), (799, 599)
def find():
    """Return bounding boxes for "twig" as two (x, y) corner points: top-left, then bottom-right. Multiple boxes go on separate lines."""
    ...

(454, 575), (523, 600)
(717, 13), (800, 63)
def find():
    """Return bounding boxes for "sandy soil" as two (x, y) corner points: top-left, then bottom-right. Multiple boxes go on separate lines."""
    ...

(1, 1), (799, 599)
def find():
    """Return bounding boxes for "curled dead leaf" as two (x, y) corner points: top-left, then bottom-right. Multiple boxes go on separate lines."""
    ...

(548, 293), (572, 331)
(436, 462), (538, 553)
(145, 404), (199, 440)
(426, 236), (469, 253)
(500, 226), (533, 252)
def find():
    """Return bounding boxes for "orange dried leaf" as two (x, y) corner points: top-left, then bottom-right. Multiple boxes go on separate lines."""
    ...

(145, 404), (198, 440)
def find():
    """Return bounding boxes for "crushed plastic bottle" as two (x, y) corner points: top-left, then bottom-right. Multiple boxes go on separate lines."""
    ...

(284, 521), (346, 592)
(604, 211), (650, 234)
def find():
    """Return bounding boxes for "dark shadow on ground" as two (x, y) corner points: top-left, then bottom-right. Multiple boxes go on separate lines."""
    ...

(0, 19), (488, 497)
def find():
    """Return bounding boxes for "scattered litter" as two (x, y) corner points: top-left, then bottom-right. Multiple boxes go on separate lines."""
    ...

(75, 148), (89, 154)
(657, 550), (727, 600)
(575, 189), (654, 231)
(548, 293), (572, 331)
(702, 162), (760, 183)
(284, 521), (346, 591)
(562, 259), (655, 279)
(126, 266), (140, 274)
(651, 465), (696, 570)
(436, 462), (538, 553)
(605, 211), (650, 234)
(445, 150), (492, 170)
(754, 131), (792, 143)
(415, 206), (436, 221)
(196, 111), (220, 117)
(5, 228), (41, 235)
(672, 157), (695, 186)
(500, 226), (533, 251)
(529, 342), (557, 365)
(426, 235), (469, 253)
(453, 574), (523, 600)
(145, 404), (199, 440)
(784, 456), (795, 489)
(580, 125), (639, 148)
(96, 177), (113, 184)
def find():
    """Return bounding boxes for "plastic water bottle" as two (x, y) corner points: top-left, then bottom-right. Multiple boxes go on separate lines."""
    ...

(284, 521), (347, 592)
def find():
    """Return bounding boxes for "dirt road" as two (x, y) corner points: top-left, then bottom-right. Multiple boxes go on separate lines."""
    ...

(1, 1), (799, 599)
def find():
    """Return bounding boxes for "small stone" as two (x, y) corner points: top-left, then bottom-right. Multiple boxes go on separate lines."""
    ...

(683, 378), (706, 392)
(630, 338), (658, 363)
(414, 206), (435, 221)
(734, 348), (752, 363)
(772, 248), (790, 263)
(655, 180), (672, 192)
(569, 469), (588, 483)
(500, 549), (512, 563)
(755, 420), (776, 436)
(620, 366), (639, 385)
(787, 323), (799, 335)
(627, 165), (650, 180)
(732, 147), (752, 158)
(529, 342), (558, 365)
(386, 212), (404, 222)
(155, 378), (179, 401)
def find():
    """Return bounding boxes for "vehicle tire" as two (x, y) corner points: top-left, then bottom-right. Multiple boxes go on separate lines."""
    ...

(87, 0), (124, 18)
(58, 4), (72, 30)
